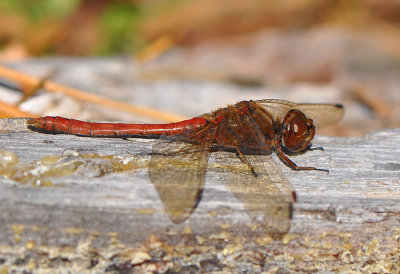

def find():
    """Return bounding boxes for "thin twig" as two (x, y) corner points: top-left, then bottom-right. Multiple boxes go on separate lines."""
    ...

(17, 68), (58, 104)
(0, 65), (186, 122)
(0, 100), (35, 118)
(352, 86), (391, 119)
(135, 35), (174, 63)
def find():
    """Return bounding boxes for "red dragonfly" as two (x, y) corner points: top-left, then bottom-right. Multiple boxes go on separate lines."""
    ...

(27, 99), (343, 232)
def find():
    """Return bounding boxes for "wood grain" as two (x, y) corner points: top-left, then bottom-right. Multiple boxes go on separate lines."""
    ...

(0, 118), (399, 272)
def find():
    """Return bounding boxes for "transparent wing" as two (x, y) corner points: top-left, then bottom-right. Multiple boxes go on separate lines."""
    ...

(256, 99), (344, 128)
(215, 151), (294, 237)
(149, 140), (210, 223)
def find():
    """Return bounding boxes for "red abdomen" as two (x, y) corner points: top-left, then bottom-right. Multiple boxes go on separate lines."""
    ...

(27, 116), (208, 138)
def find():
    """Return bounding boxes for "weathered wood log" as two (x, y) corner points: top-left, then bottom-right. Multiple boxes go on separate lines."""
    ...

(0, 118), (399, 273)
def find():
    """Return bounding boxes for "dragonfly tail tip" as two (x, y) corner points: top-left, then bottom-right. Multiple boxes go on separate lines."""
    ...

(27, 118), (44, 129)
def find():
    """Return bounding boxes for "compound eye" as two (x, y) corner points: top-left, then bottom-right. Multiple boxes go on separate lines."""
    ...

(282, 109), (315, 153)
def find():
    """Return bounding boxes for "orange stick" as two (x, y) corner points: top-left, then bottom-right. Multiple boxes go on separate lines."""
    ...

(0, 100), (35, 118)
(0, 65), (186, 122)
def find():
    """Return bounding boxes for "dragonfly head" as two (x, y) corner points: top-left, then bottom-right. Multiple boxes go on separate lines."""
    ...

(281, 109), (315, 153)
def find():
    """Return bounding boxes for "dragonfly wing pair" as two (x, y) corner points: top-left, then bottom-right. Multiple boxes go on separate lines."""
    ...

(150, 140), (294, 236)
(149, 141), (210, 223)
(256, 99), (344, 128)
(215, 152), (294, 236)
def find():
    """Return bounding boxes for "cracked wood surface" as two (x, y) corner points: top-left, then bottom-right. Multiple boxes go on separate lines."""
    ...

(0, 118), (399, 272)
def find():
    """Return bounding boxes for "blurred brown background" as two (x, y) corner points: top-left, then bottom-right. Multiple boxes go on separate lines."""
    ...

(0, 0), (400, 137)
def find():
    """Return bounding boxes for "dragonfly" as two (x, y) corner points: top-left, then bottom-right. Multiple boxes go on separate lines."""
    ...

(27, 99), (343, 233)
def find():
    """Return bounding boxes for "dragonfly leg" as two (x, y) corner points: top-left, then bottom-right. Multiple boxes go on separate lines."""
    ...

(277, 146), (329, 173)
(213, 144), (258, 177)
(234, 148), (258, 177)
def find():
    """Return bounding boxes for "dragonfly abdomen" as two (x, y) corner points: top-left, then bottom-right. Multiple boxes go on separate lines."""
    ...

(27, 116), (208, 137)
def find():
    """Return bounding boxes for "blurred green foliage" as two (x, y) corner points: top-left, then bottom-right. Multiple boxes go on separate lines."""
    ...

(0, 0), (80, 22)
(0, 0), (167, 55)
(97, 2), (142, 54)
(1, 0), (398, 57)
